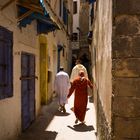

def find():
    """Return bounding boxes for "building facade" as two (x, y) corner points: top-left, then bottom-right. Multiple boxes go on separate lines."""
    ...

(0, 0), (73, 139)
(91, 0), (140, 139)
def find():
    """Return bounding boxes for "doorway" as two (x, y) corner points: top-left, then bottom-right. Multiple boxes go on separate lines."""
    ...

(21, 52), (35, 131)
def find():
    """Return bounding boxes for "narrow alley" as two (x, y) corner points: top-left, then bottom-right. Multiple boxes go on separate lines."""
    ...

(17, 94), (97, 140)
(1, 0), (140, 140)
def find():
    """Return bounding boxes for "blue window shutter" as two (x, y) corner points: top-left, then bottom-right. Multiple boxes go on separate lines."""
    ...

(0, 42), (6, 98)
(0, 26), (13, 100)
(89, 0), (96, 4)
(5, 39), (13, 97)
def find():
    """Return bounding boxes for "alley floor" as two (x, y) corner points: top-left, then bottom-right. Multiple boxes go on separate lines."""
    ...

(17, 94), (97, 140)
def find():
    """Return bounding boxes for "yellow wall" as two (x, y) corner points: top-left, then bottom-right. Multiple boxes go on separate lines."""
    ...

(39, 35), (50, 104)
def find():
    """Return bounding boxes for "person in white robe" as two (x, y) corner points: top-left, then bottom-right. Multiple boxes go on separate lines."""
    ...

(70, 59), (88, 83)
(54, 67), (70, 113)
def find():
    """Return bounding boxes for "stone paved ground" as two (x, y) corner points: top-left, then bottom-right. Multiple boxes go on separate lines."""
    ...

(17, 94), (97, 140)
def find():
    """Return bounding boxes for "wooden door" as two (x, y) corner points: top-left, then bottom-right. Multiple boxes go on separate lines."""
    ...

(21, 53), (35, 131)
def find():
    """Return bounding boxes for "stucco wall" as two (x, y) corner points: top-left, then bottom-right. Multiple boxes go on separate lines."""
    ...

(112, 0), (140, 139)
(92, 0), (112, 139)
(0, 2), (40, 140)
(46, 30), (69, 101)
(47, 0), (73, 73)
(79, 3), (89, 36)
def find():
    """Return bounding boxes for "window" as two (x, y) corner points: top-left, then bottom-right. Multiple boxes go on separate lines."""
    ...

(87, 31), (93, 44)
(0, 26), (13, 100)
(73, 1), (77, 14)
(72, 33), (78, 41)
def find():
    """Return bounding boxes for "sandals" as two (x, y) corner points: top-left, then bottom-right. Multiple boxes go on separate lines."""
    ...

(62, 106), (66, 113)
(75, 118), (78, 124)
(58, 105), (66, 113)
(75, 119), (86, 124)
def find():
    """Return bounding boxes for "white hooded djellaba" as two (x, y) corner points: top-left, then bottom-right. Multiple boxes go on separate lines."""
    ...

(54, 71), (70, 105)
(70, 64), (88, 83)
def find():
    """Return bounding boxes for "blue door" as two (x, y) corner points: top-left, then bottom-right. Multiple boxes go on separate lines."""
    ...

(21, 53), (35, 131)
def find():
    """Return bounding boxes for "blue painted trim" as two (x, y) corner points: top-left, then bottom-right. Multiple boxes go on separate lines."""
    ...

(18, 4), (59, 33)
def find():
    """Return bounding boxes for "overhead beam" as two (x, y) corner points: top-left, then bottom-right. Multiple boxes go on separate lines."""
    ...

(16, 1), (44, 15)
(43, 0), (65, 31)
(17, 10), (33, 22)
(0, 0), (15, 11)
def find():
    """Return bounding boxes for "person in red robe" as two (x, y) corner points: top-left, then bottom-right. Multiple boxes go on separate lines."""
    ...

(67, 70), (93, 124)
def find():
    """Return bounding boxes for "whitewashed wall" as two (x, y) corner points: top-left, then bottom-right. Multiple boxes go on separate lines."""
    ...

(0, 1), (40, 140)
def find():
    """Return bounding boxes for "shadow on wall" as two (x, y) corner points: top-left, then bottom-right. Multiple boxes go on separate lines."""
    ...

(17, 99), (59, 140)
